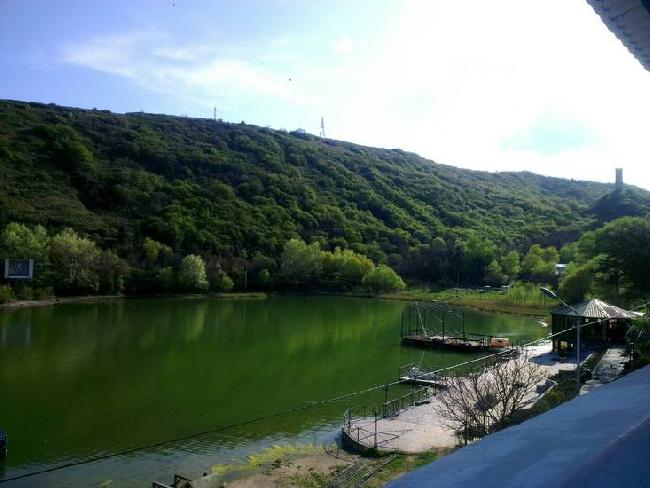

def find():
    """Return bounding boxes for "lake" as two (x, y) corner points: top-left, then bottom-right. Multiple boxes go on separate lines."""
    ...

(0, 296), (545, 486)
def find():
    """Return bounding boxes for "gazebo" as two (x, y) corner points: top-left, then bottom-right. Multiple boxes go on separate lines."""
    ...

(550, 298), (637, 353)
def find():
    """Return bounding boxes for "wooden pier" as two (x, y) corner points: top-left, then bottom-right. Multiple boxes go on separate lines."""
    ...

(398, 364), (448, 387)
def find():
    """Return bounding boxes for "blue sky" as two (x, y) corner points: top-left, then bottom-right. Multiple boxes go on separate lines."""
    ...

(2, 0), (650, 189)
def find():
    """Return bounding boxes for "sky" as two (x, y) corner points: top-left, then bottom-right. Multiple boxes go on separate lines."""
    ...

(2, 0), (650, 189)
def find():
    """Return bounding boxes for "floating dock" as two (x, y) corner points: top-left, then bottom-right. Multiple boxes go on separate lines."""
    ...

(401, 334), (493, 352)
(398, 365), (448, 387)
(399, 302), (510, 353)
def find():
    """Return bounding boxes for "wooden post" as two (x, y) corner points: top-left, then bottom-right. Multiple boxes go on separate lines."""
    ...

(374, 410), (378, 448)
(442, 310), (446, 339)
(0, 430), (7, 460)
(384, 386), (389, 417)
(422, 307), (427, 329)
(462, 310), (466, 339)
(407, 306), (411, 336)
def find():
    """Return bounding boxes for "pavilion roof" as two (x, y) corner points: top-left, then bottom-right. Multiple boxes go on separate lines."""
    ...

(551, 298), (636, 318)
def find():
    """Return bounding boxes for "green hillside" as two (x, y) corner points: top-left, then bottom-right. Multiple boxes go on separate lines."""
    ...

(1, 99), (648, 291)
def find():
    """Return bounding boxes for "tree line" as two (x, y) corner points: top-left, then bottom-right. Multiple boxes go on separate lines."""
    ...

(0, 223), (405, 301)
(557, 215), (650, 304)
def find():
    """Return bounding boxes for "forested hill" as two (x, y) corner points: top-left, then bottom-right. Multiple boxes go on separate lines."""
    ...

(1, 99), (649, 287)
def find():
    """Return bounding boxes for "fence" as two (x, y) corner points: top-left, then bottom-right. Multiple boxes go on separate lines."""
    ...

(341, 415), (401, 451)
(152, 473), (192, 488)
(341, 386), (431, 451)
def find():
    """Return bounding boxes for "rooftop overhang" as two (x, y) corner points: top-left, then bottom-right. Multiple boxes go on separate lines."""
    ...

(587, 0), (650, 71)
(549, 298), (637, 319)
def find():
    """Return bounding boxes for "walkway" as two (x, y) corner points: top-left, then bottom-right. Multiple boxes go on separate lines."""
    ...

(581, 346), (628, 394)
(344, 342), (575, 453)
(388, 365), (650, 488)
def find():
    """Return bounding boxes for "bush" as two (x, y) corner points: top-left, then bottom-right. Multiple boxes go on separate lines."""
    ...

(16, 286), (34, 300)
(502, 282), (554, 306)
(33, 287), (53, 300)
(559, 264), (594, 303)
(363, 265), (406, 293)
(0, 285), (14, 303)
(177, 254), (209, 291)
(216, 273), (234, 292)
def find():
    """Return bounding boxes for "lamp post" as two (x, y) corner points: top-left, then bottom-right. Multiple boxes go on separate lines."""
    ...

(540, 287), (581, 394)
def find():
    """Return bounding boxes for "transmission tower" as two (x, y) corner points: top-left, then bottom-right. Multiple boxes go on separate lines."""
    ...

(213, 106), (217, 120)
(319, 116), (326, 137)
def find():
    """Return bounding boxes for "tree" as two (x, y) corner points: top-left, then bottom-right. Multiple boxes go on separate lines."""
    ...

(178, 254), (209, 291)
(0, 222), (49, 260)
(97, 250), (129, 294)
(0, 222), (51, 288)
(49, 229), (101, 293)
(256, 268), (271, 288)
(142, 237), (171, 267)
(215, 273), (234, 292)
(363, 265), (406, 293)
(322, 247), (374, 289)
(521, 244), (557, 280)
(521, 244), (543, 274)
(500, 251), (520, 279)
(559, 262), (594, 303)
(594, 216), (650, 294)
(36, 124), (96, 181)
(542, 246), (559, 264)
(458, 233), (497, 284)
(486, 259), (505, 285)
(280, 238), (323, 288)
(437, 353), (545, 444)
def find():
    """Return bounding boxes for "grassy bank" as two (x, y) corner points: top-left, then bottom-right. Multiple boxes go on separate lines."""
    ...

(1, 284), (551, 317)
(0, 292), (268, 309)
(382, 282), (555, 316)
(210, 444), (451, 488)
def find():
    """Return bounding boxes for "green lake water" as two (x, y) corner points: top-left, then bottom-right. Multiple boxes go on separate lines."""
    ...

(0, 296), (546, 486)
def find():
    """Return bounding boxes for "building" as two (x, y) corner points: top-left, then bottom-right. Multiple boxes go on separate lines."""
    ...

(588, 0), (650, 72)
(550, 298), (637, 353)
(388, 365), (650, 488)
(615, 167), (623, 190)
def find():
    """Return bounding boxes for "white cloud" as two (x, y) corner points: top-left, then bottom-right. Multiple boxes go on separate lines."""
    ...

(61, 31), (321, 115)
(333, 36), (354, 54)
(313, 1), (650, 189)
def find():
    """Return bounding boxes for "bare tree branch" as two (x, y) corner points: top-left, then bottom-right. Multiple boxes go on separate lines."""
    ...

(436, 352), (546, 444)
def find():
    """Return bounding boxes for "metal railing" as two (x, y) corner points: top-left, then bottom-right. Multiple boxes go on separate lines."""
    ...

(381, 387), (431, 418)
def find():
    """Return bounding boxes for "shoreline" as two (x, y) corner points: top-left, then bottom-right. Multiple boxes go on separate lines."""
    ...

(0, 292), (268, 310)
(0, 289), (550, 317)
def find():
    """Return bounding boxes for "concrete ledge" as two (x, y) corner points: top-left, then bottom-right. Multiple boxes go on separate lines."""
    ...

(389, 365), (650, 488)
